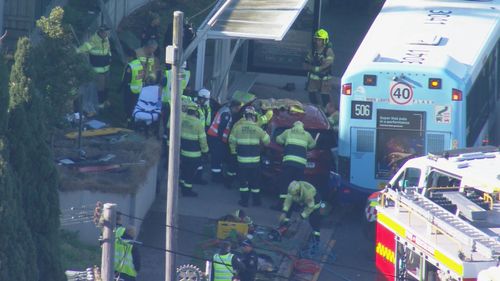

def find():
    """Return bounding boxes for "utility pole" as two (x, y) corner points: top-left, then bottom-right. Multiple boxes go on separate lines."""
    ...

(101, 203), (117, 281)
(166, 11), (183, 281)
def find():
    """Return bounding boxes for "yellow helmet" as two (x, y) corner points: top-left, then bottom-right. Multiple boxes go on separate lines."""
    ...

(314, 29), (329, 43)
(288, 181), (301, 196)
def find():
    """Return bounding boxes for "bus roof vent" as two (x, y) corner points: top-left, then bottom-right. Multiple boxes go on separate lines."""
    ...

(408, 34), (443, 46)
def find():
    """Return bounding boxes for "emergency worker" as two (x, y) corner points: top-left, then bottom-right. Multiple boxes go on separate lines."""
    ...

(77, 25), (112, 109)
(207, 100), (242, 183)
(304, 29), (335, 108)
(272, 121), (316, 209)
(192, 88), (214, 185)
(114, 226), (141, 281)
(135, 39), (159, 82)
(238, 239), (258, 281)
(280, 181), (322, 243)
(229, 106), (270, 207)
(121, 57), (145, 118)
(212, 241), (243, 281)
(180, 102), (208, 197)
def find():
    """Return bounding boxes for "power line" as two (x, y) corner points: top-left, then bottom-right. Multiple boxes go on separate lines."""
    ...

(61, 209), (405, 280)
(117, 212), (397, 279)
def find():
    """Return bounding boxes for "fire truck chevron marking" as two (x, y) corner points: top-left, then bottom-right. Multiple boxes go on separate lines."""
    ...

(376, 242), (395, 264)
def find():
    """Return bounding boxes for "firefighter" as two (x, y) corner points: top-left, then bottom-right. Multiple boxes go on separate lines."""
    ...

(77, 25), (112, 109)
(180, 101), (209, 197)
(192, 88), (214, 185)
(229, 106), (270, 207)
(280, 181), (322, 243)
(271, 121), (316, 210)
(114, 226), (141, 281)
(303, 29), (335, 108)
(207, 100), (242, 183)
(212, 241), (244, 281)
(121, 57), (145, 119)
(135, 39), (159, 82)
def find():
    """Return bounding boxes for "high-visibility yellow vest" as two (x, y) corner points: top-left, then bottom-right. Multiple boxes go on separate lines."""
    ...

(213, 253), (234, 281)
(77, 33), (111, 74)
(114, 227), (137, 277)
(128, 59), (144, 94)
(162, 69), (191, 103)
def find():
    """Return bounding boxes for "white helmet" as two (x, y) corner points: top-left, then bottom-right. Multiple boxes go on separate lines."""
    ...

(198, 88), (210, 99)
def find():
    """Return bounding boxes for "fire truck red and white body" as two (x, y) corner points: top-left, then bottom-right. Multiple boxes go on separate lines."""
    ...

(374, 147), (500, 281)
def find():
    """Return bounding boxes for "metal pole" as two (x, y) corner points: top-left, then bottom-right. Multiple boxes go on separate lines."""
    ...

(166, 11), (183, 281)
(101, 203), (116, 281)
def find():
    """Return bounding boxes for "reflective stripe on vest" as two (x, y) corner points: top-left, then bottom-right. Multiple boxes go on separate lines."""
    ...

(213, 253), (234, 281)
(236, 142), (262, 164)
(162, 69), (190, 103)
(207, 106), (231, 142)
(283, 138), (309, 166)
(129, 60), (144, 94)
(114, 227), (137, 277)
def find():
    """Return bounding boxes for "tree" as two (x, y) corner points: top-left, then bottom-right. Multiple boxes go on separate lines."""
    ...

(0, 52), (38, 281)
(8, 37), (65, 281)
(33, 6), (93, 127)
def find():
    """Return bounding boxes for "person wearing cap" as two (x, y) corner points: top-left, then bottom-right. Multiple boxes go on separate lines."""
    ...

(77, 25), (112, 109)
(207, 100), (242, 184)
(135, 39), (159, 82)
(114, 225), (141, 281)
(212, 241), (244, 281)
(238, 239), (258, 281)
(229, 106), (270, 207)
(280, 181), (322, 243)
(121, 56), (145, 119)
(271, 120), (316, 210)
(180, 101), (208, 197)
(304, 28), (335, 108)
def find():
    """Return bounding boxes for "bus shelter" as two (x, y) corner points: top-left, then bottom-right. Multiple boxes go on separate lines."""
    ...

(183, 0), (321, 102)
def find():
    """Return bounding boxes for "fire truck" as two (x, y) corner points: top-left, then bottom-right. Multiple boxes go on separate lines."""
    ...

(374, 147), (500, 281)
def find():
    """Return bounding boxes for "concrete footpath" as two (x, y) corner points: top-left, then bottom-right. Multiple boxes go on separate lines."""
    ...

(136, 170), (337, 280)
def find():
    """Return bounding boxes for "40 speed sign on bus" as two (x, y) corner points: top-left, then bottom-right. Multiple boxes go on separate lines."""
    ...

(389, 82), (413, 105)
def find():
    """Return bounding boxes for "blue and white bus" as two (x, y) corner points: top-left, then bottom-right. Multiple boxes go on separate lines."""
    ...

(337, 0), (500, 200)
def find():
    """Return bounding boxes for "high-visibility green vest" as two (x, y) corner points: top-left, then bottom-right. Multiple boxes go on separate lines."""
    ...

(128, 59), (144, 94)
(276, 123), (316, 167)
(162, 69), (190, 103)
(213, 253), (234, 281)
(228, 120), (270, 165)
(77, 33), (111, 73)
(181, 113), (209, 158)
(114, 227), (137, 277)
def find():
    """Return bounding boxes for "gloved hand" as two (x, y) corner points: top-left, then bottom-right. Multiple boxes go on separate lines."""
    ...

(300, 212), (308, 220)
(264, 109), (273, 121)
(279, 213), (287, 222)
(279, 213), (290, 227)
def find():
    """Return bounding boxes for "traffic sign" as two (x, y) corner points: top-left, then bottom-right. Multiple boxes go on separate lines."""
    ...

(389, 82), (413, 105)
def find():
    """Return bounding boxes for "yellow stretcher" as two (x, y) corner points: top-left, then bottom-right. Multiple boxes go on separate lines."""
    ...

(65, 127), (133, 139)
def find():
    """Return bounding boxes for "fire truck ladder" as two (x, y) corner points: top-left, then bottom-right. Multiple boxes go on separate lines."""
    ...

(386, 188), (500, 259)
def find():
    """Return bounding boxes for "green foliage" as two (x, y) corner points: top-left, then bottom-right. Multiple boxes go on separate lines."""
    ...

(59, 230), (101, 270)
(0, 53), (38, 281)
(32, 6), (93, 127)
(7, 37), (65, 281)
(36, 6), (67, 40)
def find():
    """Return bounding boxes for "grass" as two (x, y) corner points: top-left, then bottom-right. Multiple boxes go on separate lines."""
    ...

(59, 230), (101, 271)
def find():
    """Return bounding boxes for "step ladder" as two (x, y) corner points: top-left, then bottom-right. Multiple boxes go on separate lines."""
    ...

(386, 188), (500, 259)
